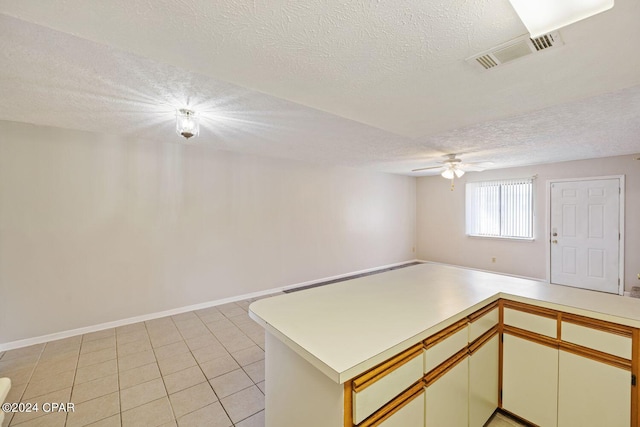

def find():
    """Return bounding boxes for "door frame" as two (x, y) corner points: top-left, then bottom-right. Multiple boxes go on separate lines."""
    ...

(545, 175), (625, 295)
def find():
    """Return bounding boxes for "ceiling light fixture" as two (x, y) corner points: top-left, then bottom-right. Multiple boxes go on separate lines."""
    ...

(441, 166), (465, 191)
(176, 109), (199, 140)
(441, 166), (465, 180)
(508, 0), (614, 38)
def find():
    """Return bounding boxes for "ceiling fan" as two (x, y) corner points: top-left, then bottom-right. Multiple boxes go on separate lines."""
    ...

(412, 154), (491, 179)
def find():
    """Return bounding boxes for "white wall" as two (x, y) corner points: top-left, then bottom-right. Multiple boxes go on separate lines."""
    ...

(416, 154), (640, 290)
(0, 121), (416, 344)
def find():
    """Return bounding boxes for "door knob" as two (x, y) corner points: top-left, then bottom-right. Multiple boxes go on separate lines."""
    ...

(552, 240), (558, 244)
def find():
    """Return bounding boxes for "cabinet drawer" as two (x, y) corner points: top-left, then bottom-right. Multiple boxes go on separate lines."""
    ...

(352, 346), (423, 425)
(424, 321), (468, 373)
(561, 321), (632, 359)
(504, 307), (557, 338)
(468, 306), (498, 342)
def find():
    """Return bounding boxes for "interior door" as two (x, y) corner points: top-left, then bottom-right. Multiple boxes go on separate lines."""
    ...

(550, 179), (620, 294)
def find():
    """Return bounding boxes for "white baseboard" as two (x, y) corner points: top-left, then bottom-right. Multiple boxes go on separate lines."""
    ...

(281, 259), (421, 291)
(417, 259), (544, 282)
(0, 260), (420, 352)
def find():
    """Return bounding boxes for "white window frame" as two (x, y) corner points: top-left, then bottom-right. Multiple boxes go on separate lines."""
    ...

(465, 178), (535, 240)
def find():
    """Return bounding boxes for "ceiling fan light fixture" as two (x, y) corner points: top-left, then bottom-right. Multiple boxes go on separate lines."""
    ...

(176, 108), (199, 140)
(508, 0), (614, 38)
(454, 169), (465, 178)
(441, 168), (455, 180)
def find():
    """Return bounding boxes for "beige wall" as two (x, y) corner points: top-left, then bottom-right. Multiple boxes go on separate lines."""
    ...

(417, 154), (640, 290)
(0, 121), (416, 344)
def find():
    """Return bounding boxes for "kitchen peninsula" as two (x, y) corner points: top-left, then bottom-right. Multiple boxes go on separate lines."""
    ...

(249, 263), (640, 427)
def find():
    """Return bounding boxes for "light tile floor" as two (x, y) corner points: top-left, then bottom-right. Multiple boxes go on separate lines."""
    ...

(0, 294), (280, 427)
(488, 412), (528, 427)
(0, 292), (526, 427)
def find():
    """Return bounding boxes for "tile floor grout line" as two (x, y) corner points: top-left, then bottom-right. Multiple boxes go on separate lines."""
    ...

(162, 316), (181, 426)
(3, 297), (273, 427)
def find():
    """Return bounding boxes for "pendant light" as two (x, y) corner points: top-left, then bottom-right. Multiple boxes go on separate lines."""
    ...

(176, 109), (199, 139)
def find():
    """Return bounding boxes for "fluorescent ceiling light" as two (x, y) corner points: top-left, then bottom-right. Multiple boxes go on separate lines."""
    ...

(508, 0), (614, 38)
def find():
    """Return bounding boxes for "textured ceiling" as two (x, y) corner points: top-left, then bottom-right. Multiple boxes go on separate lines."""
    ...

(0, 1), (639, 175)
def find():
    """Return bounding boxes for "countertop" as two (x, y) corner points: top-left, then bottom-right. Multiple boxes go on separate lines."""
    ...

(249, 263), (640, 384)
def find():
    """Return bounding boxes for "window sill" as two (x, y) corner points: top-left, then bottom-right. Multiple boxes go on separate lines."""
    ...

(466, 235), (535, 242)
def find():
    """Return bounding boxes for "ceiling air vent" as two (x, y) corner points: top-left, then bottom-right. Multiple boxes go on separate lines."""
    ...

(466, 32), (563, 71)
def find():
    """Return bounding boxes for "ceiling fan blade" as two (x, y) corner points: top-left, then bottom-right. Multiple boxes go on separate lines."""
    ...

(460, 165), (485, 172)
(465, 161), (494, 167)
(459, 161), (493, 172)
(411, 166), (444, 172)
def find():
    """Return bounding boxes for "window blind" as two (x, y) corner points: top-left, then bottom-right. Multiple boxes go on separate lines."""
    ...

(465, 178), (534, 239)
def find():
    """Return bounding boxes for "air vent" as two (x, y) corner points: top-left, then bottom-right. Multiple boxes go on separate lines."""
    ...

(466, 32), (563, 71)
(531, 33), (556, 51)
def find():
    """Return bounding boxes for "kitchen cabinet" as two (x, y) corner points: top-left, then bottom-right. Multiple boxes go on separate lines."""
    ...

(468, 303), (499, 427)
(556, 314), (634, 427)
(249, 263), (640, 427)
(558, 350), (630, 427)
(469, 334), (498, 427)
(502, 333), (558, 427)
(377, 391), (425, 427)
(425, 352), (468, 427)
(351, 344), (423, 425)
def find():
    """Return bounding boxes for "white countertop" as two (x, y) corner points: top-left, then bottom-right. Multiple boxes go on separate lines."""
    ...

(249, 263), (640, 384)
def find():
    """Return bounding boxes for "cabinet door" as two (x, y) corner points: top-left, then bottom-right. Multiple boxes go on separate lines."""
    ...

(502, 334), (558, 427)
(378, 391), (425, 427)
(558, 351), (630, 427)
(469, 335), (498, 427)
(425, 357), (468, 427)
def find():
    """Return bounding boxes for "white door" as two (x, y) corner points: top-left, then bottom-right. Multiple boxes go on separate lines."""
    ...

(550, 179), (621, 294)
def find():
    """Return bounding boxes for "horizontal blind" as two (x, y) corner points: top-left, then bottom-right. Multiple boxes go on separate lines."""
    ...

(466, 178), (533, 239)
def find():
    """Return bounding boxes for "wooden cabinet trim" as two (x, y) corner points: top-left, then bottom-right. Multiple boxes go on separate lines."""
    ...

(469, 325), (499, 355)
(498, 408), (541, 427)
(502, 300), (558, 320)
(559, 341), (632, 371)
(468, 300), (499, 322)
(503, 325), (559, 349)
(344, 380), (354, 427)
(424, 318), (468, 350)
(357, 381), (424, 427)
(557, 312), (562, 342)
(632, 329), (639, 427)
(424, 347), (469, 387)
(345, 298), (640, 427)
(352, 343), (423, 393)
(498, 300), (504, 408)
(562, 312), (634, 338)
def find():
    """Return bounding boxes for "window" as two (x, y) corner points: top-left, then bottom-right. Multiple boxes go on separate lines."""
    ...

(465, 178), (534, 239)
